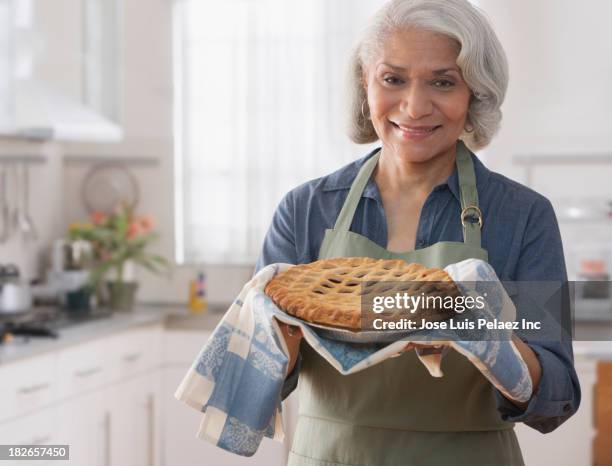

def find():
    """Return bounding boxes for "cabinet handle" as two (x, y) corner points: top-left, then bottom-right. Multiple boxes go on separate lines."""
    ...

(74, 366), (102, 378)
(123, 352), (143, 363)
(17, 382), (50, 394)
(147, 393), (155, 466)
(31, 435), (51, 445)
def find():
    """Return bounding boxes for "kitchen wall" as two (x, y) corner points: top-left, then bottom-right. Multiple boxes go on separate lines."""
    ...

(475, 0), (612, 277)
(479, 0), (612, 164)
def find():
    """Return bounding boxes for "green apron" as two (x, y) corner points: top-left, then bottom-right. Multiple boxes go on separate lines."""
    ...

(288, 141), (524, 466)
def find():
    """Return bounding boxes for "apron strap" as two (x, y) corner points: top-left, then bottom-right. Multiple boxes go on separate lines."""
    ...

(333, 151), (381, 232)
(456, 140), (483, 248)
(333, 141), (483, 248)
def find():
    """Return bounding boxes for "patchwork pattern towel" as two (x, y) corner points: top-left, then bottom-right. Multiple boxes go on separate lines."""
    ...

(174, 259), (532, 457)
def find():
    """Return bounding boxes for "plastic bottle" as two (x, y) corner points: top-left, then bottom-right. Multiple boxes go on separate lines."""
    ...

(197, 271), (208, 312)
(188, 271), (208, 313)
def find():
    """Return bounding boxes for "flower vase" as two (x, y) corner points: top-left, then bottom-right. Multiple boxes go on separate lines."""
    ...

(106, 281), (139, 312)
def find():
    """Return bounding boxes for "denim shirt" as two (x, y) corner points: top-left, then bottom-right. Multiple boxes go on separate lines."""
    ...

(255, 147), (581, 434)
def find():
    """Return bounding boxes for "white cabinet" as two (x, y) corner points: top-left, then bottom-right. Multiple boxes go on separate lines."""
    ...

(110, 371), (162, 466)
(0, 353), (57, 422)
(55, 369), (162, 466)
(0, 323), (164, 466)
(0, 321), (291, 466)
(108, 326), (163, 382)
(0, 405), (58, 466)
(56, 338), (112, 399)
(57, 390), (109, 466)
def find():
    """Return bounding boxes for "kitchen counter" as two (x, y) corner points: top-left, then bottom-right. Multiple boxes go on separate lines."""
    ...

(574, 341), (612, 360)
(165, 305), (229, 331)
(0, 303), (228, 365)
(573, 322), (612, 359)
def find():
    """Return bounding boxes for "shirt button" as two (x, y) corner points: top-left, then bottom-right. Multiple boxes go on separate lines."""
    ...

(563, 403), (571, 413)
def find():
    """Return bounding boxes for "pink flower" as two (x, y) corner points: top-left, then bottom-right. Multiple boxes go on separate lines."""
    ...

(138, 215), (155, 234)
(91, 211), (108, 226)
(127, 221), (142, 239)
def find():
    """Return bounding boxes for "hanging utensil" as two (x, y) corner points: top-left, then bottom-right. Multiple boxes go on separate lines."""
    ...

(0, 165), (9, 243)
(19, 164), (37, 242)
(9, 163), (20, 236)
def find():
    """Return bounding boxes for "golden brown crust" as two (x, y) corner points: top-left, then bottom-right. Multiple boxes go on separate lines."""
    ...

(264, 257), (460, 330)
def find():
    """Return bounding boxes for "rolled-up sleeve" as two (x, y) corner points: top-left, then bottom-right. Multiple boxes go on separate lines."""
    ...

(281, 352), (302, 400)
(255, 191), (302, 400)
(494, 197), (581, 433)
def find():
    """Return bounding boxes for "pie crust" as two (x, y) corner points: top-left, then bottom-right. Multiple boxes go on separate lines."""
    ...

(264, 257), (460, 330)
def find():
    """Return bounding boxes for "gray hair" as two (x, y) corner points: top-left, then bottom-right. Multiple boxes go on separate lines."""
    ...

(347, 0), (508, 150)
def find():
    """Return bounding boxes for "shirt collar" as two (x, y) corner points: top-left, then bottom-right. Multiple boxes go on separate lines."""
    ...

(320, 148), (383, 201)
(322, 143), (491, 203)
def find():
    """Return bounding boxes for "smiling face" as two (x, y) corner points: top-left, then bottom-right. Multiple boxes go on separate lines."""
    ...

(363, 28), (471, 163)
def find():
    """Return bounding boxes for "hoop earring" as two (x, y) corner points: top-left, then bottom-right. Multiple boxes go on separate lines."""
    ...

(464, 124), (474, 133)
(361, 100), (370, 121)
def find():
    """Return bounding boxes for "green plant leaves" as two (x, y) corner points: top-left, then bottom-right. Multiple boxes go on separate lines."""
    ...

(67, 204), (169, 290)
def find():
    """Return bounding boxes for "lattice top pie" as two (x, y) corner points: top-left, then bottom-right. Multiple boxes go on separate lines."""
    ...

(264, 257), (460, 331)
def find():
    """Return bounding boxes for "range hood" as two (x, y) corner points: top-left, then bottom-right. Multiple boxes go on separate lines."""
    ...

(0, 79), (123, 142)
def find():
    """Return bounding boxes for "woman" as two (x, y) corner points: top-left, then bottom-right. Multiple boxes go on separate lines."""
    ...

(256, 0), (580, 464)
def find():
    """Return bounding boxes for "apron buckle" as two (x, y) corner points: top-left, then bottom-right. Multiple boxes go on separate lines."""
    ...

(461, 205), (483, 229)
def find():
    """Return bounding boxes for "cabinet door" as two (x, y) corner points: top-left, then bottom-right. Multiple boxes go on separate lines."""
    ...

(0, 353), (58, 423)
(56, 338), (112, 399)
(108, 325), (164, 383)
(110, 372), (161, 466)
(57, 390), (109, 466)
(0, 405), (58, 466)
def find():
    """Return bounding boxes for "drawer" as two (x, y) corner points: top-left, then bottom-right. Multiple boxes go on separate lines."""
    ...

(56, 339), (111, 399)
(0, 405), (58, 466)
(109, 325), (164, 381)
(0, 354), (58, 422)
(164, 329), (212, 365)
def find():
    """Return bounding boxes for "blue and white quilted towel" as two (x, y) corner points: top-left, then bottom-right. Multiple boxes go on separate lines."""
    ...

(174, 258), (532, 457)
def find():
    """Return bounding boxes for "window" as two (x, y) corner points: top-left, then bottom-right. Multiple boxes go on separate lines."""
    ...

(173, 1), (382, 264)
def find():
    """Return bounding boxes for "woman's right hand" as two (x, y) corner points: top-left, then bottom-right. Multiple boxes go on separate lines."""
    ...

(278, 321), (303, 375)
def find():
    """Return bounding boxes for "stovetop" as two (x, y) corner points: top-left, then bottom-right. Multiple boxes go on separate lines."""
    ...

(0, 307), (113, 343)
